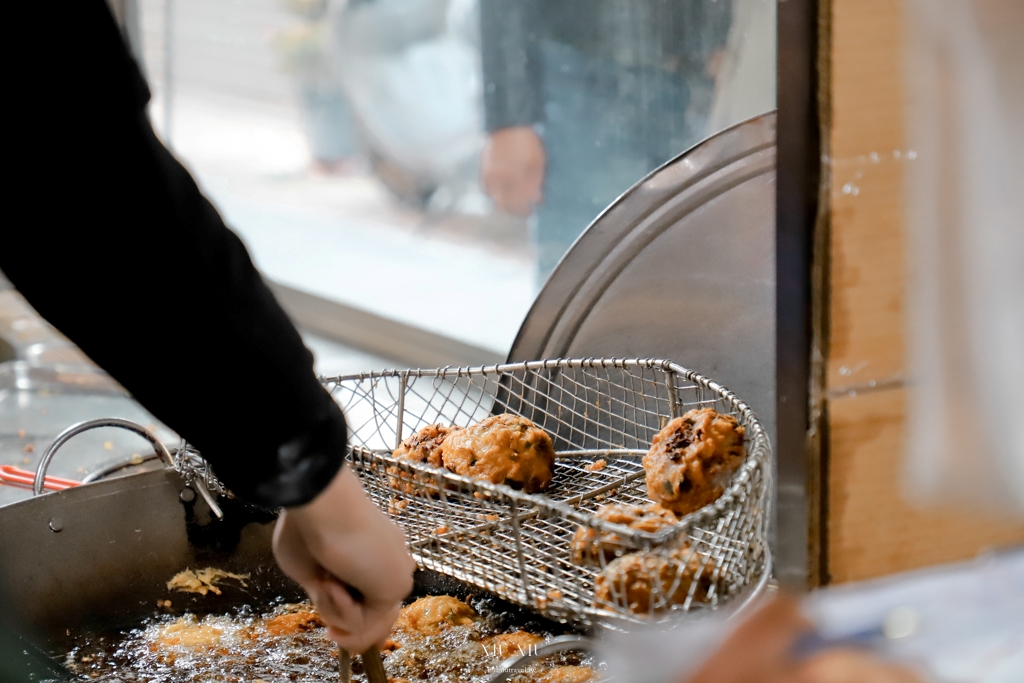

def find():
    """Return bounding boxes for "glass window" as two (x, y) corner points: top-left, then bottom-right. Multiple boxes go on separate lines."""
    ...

(135, 0), (775, 357)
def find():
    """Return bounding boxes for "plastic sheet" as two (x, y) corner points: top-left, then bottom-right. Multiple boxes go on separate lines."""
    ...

(903, 0), (1024, 516)
(601, 550), (1024, 682)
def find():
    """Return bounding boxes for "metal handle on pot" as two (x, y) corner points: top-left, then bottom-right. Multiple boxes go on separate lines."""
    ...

(34, 417), (175, 496)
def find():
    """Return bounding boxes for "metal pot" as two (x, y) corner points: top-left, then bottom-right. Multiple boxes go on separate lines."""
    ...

(0, 467), (287, 646)
(0, 439), (590, 680)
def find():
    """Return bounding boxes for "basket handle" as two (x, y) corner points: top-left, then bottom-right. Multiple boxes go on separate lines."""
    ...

(34, 418), (174, 496)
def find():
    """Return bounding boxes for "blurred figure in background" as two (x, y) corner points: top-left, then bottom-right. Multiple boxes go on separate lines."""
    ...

(707, 0), (776, 133)
(274, 0), (364, 174)
(479, 0), (732, 282)
(331, 0), (486, 207)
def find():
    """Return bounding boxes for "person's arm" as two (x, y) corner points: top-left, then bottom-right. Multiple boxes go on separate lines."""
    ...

(479, 0), (546, 216)
(479, 0), (543, 133)
(5, 0), (335, 508)
(3, 0), (412, 652)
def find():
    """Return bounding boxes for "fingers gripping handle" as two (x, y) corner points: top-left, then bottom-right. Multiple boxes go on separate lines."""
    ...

(338, 646), (387, 683)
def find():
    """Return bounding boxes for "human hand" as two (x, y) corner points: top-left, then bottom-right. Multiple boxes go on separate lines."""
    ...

(797, 650), (924, 683)
(272, 465), (416, 653)
(684, 595), (809, 683)
(481, 126), (546, 217)
(683, 596), (924, 683)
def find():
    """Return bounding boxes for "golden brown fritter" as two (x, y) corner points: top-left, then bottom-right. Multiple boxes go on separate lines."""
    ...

(261, 610), (323, 636)
(441, 414), (555, 493)
(571, 503), (678, 566)
(537, 666), (598, 683)
(642, 408), (745, 515)
(393, 596), (476, 636)
(593, 545), (714, 615)
(387, 424), (460, 495)
(152, 620), (224, 650)
(481, 631), (544, 659)
(394, 424), (457, 468)
(148, 607), (321, 655)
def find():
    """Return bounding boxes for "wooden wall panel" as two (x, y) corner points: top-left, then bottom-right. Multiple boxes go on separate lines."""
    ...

(828, 388), (1024, 583)
(824, 0), (1024, 582)
(828, 159), (906, 391)
(827, 0), (907, 392)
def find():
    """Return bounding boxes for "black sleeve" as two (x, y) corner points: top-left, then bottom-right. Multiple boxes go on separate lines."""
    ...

(479, 0), (544, 131)
(2, 0), (346, 509)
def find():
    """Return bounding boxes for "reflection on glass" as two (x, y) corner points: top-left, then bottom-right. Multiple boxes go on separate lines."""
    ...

(136, 0), (774, 355)
(481, 0), (731, 279)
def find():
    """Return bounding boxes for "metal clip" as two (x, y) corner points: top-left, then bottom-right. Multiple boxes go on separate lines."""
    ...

(174, 440), (225, 520)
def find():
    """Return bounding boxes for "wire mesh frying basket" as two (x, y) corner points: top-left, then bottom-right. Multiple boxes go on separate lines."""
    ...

(323, 358), (771, 626)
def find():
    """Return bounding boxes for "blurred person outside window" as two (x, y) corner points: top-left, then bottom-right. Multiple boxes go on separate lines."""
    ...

(479, 0), (732, 282)
(274, 0), (363, 173)
(330, 0), (486, 207)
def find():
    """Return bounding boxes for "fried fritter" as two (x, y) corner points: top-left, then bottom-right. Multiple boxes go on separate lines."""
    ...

(148, 608), (322, 655)
(393, 424), (458, 469)
(152, 618), (224, 650)
(537, 666), (598, 683)
(642, 408), (745, 515)
(262, 610), (323, 636)
(387, 424), (460, 495)
(593, 545), (714, 615)
(440, 414), (555, 493)
(571, 503), (678, 566)
(394, 595), (476, 636)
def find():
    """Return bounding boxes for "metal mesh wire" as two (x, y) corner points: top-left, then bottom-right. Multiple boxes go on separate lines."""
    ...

(323, 358), (771, 626)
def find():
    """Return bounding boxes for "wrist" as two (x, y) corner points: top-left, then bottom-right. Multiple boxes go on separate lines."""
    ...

(296, 465), (361, 518)
(490, 124), (542, 140)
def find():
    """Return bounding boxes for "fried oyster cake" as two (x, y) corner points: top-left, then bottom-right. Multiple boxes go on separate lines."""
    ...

(642, 408), (745, 515)
(570, 503), (679, 567)
(593, 545), (714, 615)
(71, 595), (609, 682)
(441, 413), (556, 493)
(393, 595), (476, 637)
(387, 424), (461, 495)
(537, 666), (598, 683)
